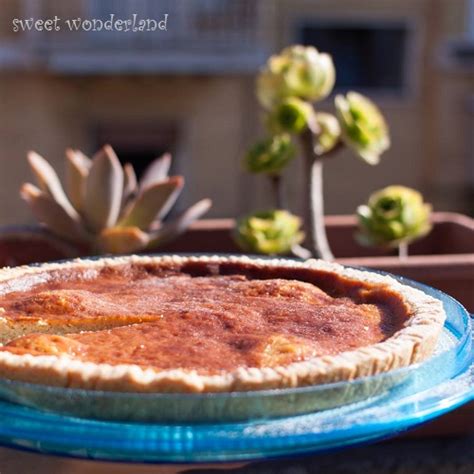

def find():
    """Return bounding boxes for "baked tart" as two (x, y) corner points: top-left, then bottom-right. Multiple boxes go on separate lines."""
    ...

(0, 255), (445, 393)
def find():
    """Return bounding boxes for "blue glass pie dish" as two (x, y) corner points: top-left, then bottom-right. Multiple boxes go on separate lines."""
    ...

(0, 274), (471, 463)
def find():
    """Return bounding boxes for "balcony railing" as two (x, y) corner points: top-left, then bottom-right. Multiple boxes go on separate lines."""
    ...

(2, 0), (274, 73)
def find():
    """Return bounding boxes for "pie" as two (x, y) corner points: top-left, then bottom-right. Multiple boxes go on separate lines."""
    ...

(0, 255), (445, 393)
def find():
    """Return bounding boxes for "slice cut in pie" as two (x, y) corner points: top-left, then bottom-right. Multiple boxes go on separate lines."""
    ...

(0, 255), (445, 393)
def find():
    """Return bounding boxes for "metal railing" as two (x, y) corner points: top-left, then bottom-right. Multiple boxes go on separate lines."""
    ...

(6, 0), (273, 73)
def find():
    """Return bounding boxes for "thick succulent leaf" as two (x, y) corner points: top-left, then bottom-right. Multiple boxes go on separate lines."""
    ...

(148, 198), (212, 248)
(139, 153), (172, 190)
(83, 145), (124, 232)
(72, 149), (92, 170)
(27, 151), (79, 219)
(65, 149), (90, 212)
(96, 226), (149, 254)
(119, 176), (184, 230)
(122, 163), (138, 206)
(20, 183), (89, 244)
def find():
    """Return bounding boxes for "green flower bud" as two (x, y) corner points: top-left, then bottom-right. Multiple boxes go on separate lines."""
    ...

(313, 112), (341, 155)
(235, 210), (304, 255)
(281, 46), (336, 101)
(335, 92), (390, 165)
(256, 45), (336, 109)
(267, 98), (314, 134)
(356, 186), (432, 248)
(244, 134), (295, 175)
(256, 56), (289, 111)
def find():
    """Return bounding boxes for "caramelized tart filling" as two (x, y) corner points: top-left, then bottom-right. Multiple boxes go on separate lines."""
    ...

(0, 263), (408, 375)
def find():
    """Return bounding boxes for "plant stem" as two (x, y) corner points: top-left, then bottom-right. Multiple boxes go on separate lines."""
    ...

(269, 174), (285, 209)
(291, 244), (312, 260)
(398, 241), (409, 259)
(300, 130), (334, 260)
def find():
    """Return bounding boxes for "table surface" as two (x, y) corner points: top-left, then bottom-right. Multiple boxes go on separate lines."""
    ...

(1, 432), (474, 474)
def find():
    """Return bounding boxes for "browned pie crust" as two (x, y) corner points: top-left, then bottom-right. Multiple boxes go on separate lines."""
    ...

(0, 255), (445, 392)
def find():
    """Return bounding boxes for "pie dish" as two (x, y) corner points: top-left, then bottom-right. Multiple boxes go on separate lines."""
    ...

(0, 255), (445, 393)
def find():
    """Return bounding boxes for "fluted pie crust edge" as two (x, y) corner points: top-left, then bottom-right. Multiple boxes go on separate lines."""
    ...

(0, 255), (446, 393)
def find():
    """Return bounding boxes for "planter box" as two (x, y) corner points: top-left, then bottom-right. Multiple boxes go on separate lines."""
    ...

(0, 226), (79, 268)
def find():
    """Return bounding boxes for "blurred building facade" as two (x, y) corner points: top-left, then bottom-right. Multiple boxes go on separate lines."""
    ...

(0, 0), (473, 225)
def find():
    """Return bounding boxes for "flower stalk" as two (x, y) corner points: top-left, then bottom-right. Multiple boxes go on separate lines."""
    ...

(398, 241), (409, 259)
(300, 130), (334, 260)
(270, 174), (285, 209)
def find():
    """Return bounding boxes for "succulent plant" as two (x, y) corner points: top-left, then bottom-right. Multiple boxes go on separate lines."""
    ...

(335, 91), (390, 165)
(20, 145), (212, 254)
(234, 210), (304, 255)
(244, 44), (392, 260)
(356, 185), (432, 248)
(244, 134), (296, 176)
(256, 45), (335, 109)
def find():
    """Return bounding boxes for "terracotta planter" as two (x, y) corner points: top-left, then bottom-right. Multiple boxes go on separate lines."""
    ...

(0, 226), (78, 267)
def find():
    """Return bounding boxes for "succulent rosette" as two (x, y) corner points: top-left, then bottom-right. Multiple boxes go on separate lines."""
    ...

(256, 45), (335, 109)
(267, 97), (314, 134)
(244, 134), (295, 175)
(235, 210), (304, 255)
(21, 146), (211, 254)
(356, 185), (432, 248)
(335, 92), (390, 165)
(313, 112), (341, 155)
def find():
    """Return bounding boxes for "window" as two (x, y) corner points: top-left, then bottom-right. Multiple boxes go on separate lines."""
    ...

(299, 21), (409, 93)
(96, 123), (179, 179)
